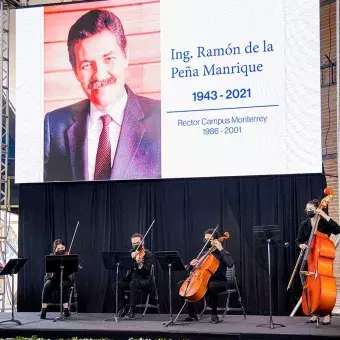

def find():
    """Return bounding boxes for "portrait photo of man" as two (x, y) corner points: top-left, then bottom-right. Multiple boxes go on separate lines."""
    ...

(44, 7), (161, 182)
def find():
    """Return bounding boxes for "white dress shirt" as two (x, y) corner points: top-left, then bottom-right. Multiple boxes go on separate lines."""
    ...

(87, 91), (128, 180)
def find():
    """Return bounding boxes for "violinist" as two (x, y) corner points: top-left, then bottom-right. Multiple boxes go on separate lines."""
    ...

(178, 229), (233, 324)
(40, 239), (72, 319)
(114, 233), (154, 319)
(296, 199), (340, 325)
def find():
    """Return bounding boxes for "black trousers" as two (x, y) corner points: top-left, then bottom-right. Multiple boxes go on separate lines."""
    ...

(178, 279), (228, 315)
(42, 278), (72, 304)
(114, 276), (152, 308)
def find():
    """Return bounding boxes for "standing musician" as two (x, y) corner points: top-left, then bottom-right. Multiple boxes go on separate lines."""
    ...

(40, 239), (73, 319)
(178, 229), (234, 324)
(115, 233), (154, 319)
(296, 199), (340, 325)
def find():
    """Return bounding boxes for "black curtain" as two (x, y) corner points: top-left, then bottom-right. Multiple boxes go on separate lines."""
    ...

(18, 173), (326, 315)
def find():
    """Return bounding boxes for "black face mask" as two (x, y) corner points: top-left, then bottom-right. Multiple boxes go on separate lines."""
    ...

(132, 244), (141, 251)
(55, 249), (65, 255)
(306, 210), (316, 218)
(203, 239), (213, 248)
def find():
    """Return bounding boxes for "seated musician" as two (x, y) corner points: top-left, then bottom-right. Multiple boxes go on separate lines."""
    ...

(296, 199), (340, 326)
(178, 229), (234, 324)
(115, 233), (154, 319)
(40, 239), (72, 319)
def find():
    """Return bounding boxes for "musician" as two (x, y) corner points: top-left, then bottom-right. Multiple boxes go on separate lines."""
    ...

(40, 239), (72, 319)
(178, 229), (234, 324)
(115, 233), (154, 319)
(296, 199), (340, 325)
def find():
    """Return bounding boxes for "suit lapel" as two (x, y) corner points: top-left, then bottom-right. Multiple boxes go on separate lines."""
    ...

(111, 87), (146, 179)
(66, 100), (90, 181)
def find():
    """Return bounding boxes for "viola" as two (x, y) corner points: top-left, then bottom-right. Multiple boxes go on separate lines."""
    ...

(301, 187), (336, 317)
(179, 230), (230, 303)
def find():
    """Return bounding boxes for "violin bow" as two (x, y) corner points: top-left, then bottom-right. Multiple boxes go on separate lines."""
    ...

(189, 224), (219, 274)
(135, 219), (156, 252)
(68, 221), (80, 254)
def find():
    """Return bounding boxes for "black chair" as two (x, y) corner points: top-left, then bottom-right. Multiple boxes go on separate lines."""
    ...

(43, 274), (79, 314)
(199, 265), (246, 319)
(123, 264), (160, 315)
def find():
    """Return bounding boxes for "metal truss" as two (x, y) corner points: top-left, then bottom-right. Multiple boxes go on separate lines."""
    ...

(0, 0), (21, 313)
(0, 0), (11, 312)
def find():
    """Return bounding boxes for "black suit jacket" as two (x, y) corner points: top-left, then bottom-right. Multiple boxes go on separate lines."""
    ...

(44, 86), (161, 182)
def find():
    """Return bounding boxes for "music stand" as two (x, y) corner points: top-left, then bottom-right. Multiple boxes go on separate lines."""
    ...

(253, 225), (285, 329)
(46, 255), (78, 322)
(0, 258), (27, 325)
(101, 251), (134, 322)
(154, 251), (186, 327)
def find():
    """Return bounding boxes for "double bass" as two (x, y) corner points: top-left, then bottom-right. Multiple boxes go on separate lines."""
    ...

(293, 188), (337, 317)
(179, 229), (230, 302)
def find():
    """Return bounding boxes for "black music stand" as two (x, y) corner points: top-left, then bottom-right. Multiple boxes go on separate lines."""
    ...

(0, 258), (27, 325)
(154, 251), (186, 327)
(253, 225), (285, 329)
(46, 254), (78, 322)
(101, 251), (134, 322)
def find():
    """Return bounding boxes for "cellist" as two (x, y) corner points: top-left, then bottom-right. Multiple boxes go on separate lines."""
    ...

(295, 199), (340, 325)
(178, 229), (234, 324)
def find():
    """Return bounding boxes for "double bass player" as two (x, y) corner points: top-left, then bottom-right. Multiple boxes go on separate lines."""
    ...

(295, 199), (340, 325)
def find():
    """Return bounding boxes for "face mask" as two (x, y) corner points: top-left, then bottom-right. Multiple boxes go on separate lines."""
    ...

(203, 239), (213, 248)
(306, 210), (316, 218)
(132, 244), (141, 251)
(55, 249), (65, 255)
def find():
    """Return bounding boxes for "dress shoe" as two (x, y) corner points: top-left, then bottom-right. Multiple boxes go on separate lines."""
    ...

(306, 316), (317, 323)
(117, 305), (129, 318)
(211, 314), (220, 324)
(125, 306), (135, 319)
(63, 308), (71, 317)
(184, 314), (198, 322)
(40, 308), (47, 320)
(306, 319), (317, 323)
(322, 317), (331, 325)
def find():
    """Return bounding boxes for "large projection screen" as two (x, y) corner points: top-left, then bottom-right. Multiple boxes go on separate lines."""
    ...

(15, 0), (322, 183)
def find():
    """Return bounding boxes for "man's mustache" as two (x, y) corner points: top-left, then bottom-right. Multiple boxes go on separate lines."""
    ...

(88, 77), (116, 90)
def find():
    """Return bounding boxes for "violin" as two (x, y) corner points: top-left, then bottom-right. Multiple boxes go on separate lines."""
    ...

(179, 229), (230, 302)
(132, 248), (146, 263)
(300, 187), (336, 317)
(131, 220), (155, 262)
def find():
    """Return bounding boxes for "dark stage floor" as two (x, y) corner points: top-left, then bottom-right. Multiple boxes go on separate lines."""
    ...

(0, 313), (339, 339)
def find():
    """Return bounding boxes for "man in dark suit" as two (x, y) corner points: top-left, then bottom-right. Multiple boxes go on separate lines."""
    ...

(44, 9), (161, 182)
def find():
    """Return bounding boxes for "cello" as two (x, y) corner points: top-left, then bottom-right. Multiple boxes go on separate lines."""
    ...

(179, 228), (230, 302)
(299, 188), (336, 318)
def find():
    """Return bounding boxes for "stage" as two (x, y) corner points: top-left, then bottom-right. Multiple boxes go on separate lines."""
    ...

(0, 313), (339, 340)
